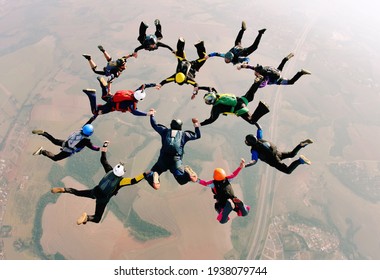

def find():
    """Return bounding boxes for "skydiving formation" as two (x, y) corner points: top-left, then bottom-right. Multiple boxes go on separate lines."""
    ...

(32, 18), (313, 226)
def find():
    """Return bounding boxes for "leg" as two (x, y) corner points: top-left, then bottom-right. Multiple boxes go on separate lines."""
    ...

(273, 159), (302, 174)
(41, 150), (71, 161)
(40, 132), (65, 147)
(138, 21), (148, 44)
(191, 41), (207, 72)
(87, 201), (108, 223)
(241, 29), (266, 57)
(65, 187), (96, 198)
(240, 101), (270, 125)
(283, 69), (311, 85)
(217, 201), (233, 224)
(234, 23), (245, 46)
(279, 139), (313, 160)
(82, 89), (97, 114)
(154, 19), (163, 39)
(232, 198), (250, 217)
(176, 37), (186, 59)
(277, 53), (294, 71)
(242, 77), (263, 103)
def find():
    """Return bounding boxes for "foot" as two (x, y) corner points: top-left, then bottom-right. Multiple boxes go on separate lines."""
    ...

(194, 40), (204, 47)
(241, 21), (247, 31)
(286, 52), (294, 60)
(32, 129), (44, 135)
(301, 69), (311, 75)
(300, 139), (313, 147)
(184, 165), (198, 182)
(152, 172), (160, 190)
(32, 147), (43, 156)
(82, 54), (91, 60)
(97, 45), (105, 52)
(178, 37), (185, 43)
(258, 28), (266, 35)
(77, 212), (88, 225)
(299, 155), (312, 165)
(97, 76), (108, 88)
(51, 187), (65, 193)
(154, 19), (160, 26)
(82, 88), (96, 95)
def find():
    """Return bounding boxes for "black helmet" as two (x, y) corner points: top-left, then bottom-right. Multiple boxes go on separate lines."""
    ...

(116, 58), (126, 67)
(170, 119), (183, 130)
(245, 134), (257, 146)
(146, 34), (158, 45)
(224, 51), (234, 62)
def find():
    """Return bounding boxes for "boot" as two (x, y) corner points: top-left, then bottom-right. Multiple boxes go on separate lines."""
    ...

(77, 212), (88, 225)
(82, 89), (96, 95)
(152, 172), (160, 190)
(32, 147), (43, 156)
(285, 52), (294, 60)
(300, 139), (313, 147)
(82, 54), (91, 60)
(241, 21), (247, 31)
(251, 101), (270, 124)
(51, 187), (66, 193)
(299, 155), (311, 165)
(258, 28), (266, 35)
(97, 45), (105, 53)
(301, 69), (311, 75)
(32, 129), (44, 135)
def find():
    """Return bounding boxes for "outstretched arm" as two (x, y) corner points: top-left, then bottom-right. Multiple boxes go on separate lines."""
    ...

(157, 42), (174, 52)
(100, 141), (112, 173)
(226, 159), (245, 180)
(119, 173), (146, 188)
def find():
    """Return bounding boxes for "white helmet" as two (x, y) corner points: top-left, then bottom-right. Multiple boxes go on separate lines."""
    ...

(113, 163), (125, 177)
(134, 90), (146, 101)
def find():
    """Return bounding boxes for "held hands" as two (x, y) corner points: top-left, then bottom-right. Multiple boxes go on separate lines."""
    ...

(148, 108), (156, 116)
(155, 84), (162, 90)
(239, 158), (246, 169)
(101, 140), (110, 152)
(191, 87), (198, 100)
(192, 118), (200, 127)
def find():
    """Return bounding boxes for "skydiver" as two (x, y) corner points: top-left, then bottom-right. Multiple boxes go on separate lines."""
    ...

(133, 19), (174, 56)
(144, 110), (200, 190)
(82, 45), (135, 84)
(244, 123), (313, 174)
(155, 37), (208, 99)
(208, 21), (266, 65)
(82, 77), (156, 123)
(198, 76), (270, 126)
(237, 52), (311, 87)
(50, 141), (146, 225)
(196, 159), (250, 224)
(31, 122), (99, 161)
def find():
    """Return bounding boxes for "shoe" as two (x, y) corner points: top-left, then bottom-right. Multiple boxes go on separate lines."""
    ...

(301, 69), (311, 75)
(97, 76), (108, 88)
(97, 45), (105, 52)
(152, 172), (160, 190)
(194, 40), (204, 48)
(258, 28), (266, 35)
(51, 187), (65, 193)
(300, 139), (313, 147)
(154, 19), (160, 26)
(32, 147), (43, 156)
(32, 129), (44, 135)
(241, 21), (247, 31)
(82, 54), (91, 60)
(82, 88), (96, 95)
(286, 52), (294, 60)
(299, 155), (311, 165)
(77, 212), (88, 225)
(184, 165), (198, 182)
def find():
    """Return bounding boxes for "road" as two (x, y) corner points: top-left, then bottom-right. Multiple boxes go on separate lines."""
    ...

(246, 16), (317, 259)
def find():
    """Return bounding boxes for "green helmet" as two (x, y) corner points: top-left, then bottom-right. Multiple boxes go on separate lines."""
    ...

(224, 51), (234, 62)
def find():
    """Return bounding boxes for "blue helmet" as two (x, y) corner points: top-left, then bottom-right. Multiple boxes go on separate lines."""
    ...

(224, 51), (234, 62)
(82, 124), (94, 136)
